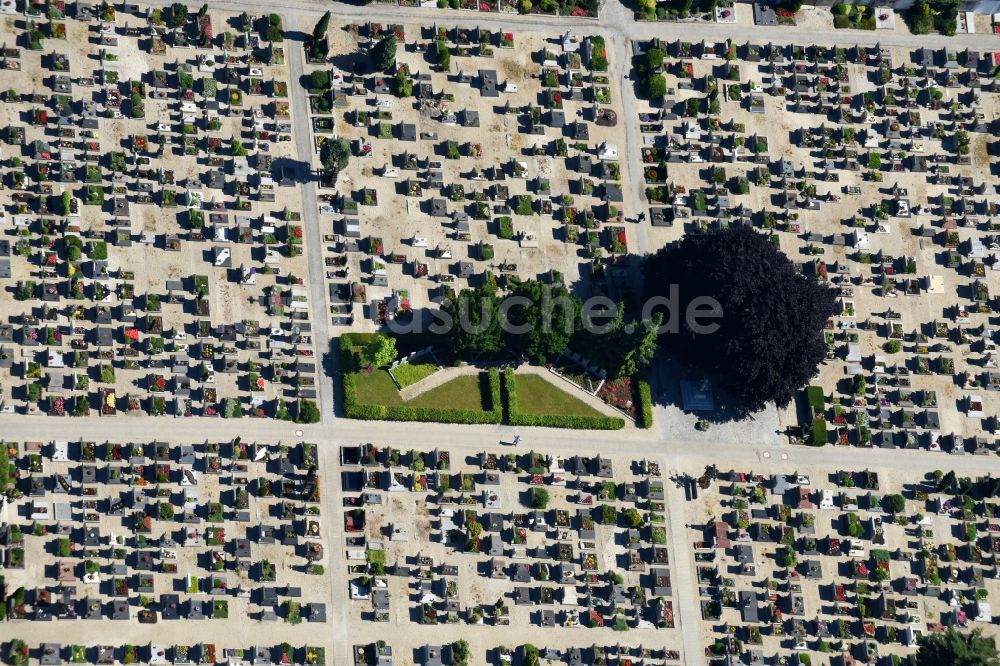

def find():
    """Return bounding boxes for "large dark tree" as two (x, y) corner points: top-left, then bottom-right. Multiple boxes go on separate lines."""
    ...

(916, 628), (999, 666)
(438, 280), (581, 364)
(440, 283), (504, 358)
(307, 11), (331, 60)
(572, 304), (661, 379)
(643, 226), (837, 413)
(503, 280), (580, 364)
(312, 11), (330, 43)
(319, 138), (351, 176)
(371, 35), (397, 73)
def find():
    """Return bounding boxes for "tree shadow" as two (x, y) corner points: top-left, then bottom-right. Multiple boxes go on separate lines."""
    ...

(321, 336), (341, 417)
(269, 156), (314, 185)
(649, 352), (755, 424)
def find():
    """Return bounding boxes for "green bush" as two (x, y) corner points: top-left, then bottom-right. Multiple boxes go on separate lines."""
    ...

(344, 402), (503, 424)
(811, 418), (828, 445)
(806, 385), (825, 411)
(503, 367), (518, 420)
(308, 69), (330, 91)
(508, 412), (625, 429)
(486, 367), (501, 413)
(638, 378), (653, 429)
(297, 399), (321, 423)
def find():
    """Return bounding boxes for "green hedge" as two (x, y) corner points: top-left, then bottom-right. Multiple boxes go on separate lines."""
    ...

(810, 417), (828, 445)
(346, 402), (502, 424)
(486, 366), (501, 413)
(805, 385), (825, 412)
(342, 364), (502, 425)
(342, 367), (358, 406)
(502, 368), (624, 430)
(503, 367), (518, 419)
(508, 411), (625, 429)
(637, 378), (653, 429)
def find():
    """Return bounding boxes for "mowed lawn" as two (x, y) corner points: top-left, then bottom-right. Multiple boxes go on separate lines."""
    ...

(514, 374), (605, 417)
(351, 370), (489, 411)
(391, 362), (439, 389)
(409, 374), (489, 411)
(352, 370), (404, 406)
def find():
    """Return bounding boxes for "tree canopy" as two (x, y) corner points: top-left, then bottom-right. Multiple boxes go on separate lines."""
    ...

(307, 11), (330, 59)
(319, 138), (351, 176)
(439, 282), (505, 359)
(169, 3), (187, 28)
(504, 280), (580, 364)
(263, 13), (284, 42)
(643, 226), (837, 413)
(371, 35), (397, 72)
(572, 303), (661, 380)
(882, 493), (906, 514)
(436, 40), (451, 71)
(309, 69), (330, 91)
(296, 399), (321, 424)
(916, 628), (999, 666)
(436, 279), (659, 377)
(634, 48), (666, 99)
(312, 11), (330, 43)
(393, 69), (412, 97)
(645, 74), (666, 100)
(451, 640), (470, 666)
(438, 279), (579, 365)
(363, 335), (397, 368)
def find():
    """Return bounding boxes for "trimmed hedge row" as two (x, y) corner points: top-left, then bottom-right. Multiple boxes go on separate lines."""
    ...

(509, 411), (625, 429)
(502, 368), (625, 431)
(502, 367), (518, 417)
(637, 378), (653, 429)
(346, 401), (502, 424)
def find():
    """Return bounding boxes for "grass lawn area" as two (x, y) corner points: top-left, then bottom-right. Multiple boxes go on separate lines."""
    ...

(409, 374), (488, 411)
(350, 369), (489, 411)
(514, 374), (605, 418)
(352, 369), (404, 407)
(391, 362), (439, 389)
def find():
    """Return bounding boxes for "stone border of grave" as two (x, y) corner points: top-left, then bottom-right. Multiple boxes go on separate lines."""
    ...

(549, 351), (607, 396)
